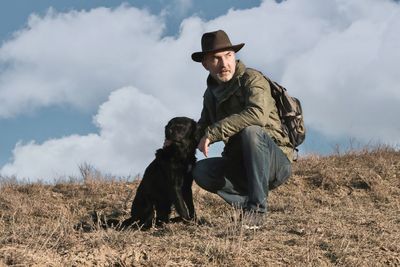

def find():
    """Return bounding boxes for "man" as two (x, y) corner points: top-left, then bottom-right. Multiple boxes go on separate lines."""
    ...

(192, 30), (293, 229)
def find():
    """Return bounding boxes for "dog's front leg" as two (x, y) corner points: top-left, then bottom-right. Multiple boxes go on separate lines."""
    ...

(169, 173), (190, 221)
(182, 173), (196, 220)
(172, 186), (190, 221)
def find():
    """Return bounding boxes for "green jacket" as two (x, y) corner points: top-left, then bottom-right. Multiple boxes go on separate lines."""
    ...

(197, 60), (294, 162)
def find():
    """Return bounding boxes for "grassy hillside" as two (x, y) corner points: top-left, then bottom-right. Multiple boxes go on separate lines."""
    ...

(0, 148), (399, 266)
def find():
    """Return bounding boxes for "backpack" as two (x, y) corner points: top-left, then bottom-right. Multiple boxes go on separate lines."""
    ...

(265, 76), (306, 149)
(244, 68), (306, 150)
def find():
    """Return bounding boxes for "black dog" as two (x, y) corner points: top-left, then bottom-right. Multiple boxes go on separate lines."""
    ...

(119, 117), (197, 229)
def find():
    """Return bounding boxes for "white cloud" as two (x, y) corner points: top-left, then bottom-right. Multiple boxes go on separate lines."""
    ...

(278, 0), (400, 144)
(1, 87), (173, 179)
(0, 5), (204, 118)
(204, 0), (400, 144)
(1, 0), (400, 180)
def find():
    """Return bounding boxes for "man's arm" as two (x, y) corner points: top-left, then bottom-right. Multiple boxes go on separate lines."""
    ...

(204, 72), (275, 143)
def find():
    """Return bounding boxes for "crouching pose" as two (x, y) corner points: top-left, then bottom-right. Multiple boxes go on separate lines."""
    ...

(192, 30), (293, 229)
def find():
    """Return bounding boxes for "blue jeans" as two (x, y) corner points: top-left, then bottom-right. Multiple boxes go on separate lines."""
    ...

(193, 126), (291, 213)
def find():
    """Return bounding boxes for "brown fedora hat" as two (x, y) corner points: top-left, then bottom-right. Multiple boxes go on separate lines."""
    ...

(191, 30), (245, 62)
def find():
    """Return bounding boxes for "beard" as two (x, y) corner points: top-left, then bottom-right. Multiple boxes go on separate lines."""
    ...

(212, 69), (234, 83)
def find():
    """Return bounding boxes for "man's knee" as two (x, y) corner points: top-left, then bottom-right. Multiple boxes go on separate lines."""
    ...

(192, 159), (207, 185)
(193, 159), (223, 192)
(192, 159), (211, 191)
(241, 125), (263, 138)
(240, 125), (273, 147)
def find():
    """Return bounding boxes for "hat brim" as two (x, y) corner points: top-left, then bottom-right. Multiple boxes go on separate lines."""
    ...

(191, 43), (245, 62)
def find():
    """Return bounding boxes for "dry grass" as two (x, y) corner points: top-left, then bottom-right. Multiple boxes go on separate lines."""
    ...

(1, 148), (399, 266)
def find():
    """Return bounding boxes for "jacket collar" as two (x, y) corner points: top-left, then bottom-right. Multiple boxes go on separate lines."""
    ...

(207, 60), (246, 104)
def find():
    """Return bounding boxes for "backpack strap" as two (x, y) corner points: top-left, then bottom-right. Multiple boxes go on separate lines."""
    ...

(241, 68), (306, 155)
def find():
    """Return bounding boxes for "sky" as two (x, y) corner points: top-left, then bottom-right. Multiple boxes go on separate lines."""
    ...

(0, 0), (399, 182)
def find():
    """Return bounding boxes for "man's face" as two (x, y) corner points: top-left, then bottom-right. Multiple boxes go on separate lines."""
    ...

(202, 50), (236, 83)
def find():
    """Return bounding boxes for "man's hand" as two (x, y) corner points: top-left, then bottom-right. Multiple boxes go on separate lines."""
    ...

(198, 136), (210, 157)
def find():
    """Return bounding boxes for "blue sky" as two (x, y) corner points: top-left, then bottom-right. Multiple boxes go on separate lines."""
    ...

(0, 0), (262, 171)
(0, 0), (399, 181)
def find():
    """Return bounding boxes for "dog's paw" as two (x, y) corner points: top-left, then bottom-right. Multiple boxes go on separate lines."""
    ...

(195, 217), (213, 227)
(169, 216), (185, 223)
(74, 220), (97, 232)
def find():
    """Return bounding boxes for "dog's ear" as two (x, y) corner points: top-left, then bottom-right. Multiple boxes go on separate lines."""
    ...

(165, 119), (172, 138)
(192, 120), (202, 143)
(191, 119), (198, 133)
